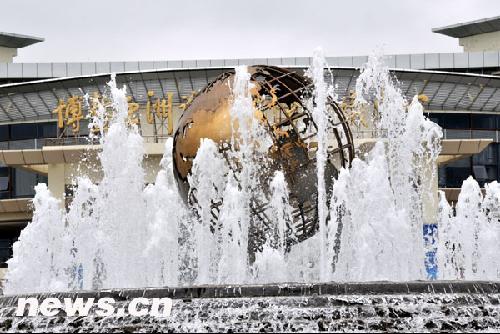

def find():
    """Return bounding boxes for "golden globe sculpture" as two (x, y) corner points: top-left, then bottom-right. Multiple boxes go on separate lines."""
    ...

(172, 65), (354, 256)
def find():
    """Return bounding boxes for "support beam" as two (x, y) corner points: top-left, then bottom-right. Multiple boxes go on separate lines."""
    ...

(48, 163), (65, 204)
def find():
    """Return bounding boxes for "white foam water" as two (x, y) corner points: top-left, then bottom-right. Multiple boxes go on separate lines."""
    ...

(437, 177), (500, 280)
(327, 53), (443, 281)
(3, 51), (497, 295)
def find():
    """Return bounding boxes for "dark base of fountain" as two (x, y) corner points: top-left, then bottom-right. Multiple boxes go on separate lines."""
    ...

(1, 281), (500, 332)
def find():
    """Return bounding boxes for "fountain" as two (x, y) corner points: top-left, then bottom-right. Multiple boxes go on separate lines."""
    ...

(1, 50), (500, 331)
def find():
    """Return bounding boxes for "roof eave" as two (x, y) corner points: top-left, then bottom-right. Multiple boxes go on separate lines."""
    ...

(432, 16), (500, 39)
(0, 32), (44, 49)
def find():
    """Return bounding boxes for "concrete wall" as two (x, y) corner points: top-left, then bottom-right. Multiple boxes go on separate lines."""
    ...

(0, 47), (16, 63)
(63, 156), (163, 186)
(45, 145), (165, 205)
(0, 268), (6, 282)
(460, 31), (500, 52)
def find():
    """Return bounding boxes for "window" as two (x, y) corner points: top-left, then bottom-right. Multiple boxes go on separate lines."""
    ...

(13, 168), (37, 198)
(445, 167), (472, 188)
(473, 165), (488, 180)
(473, 144), (497, 165)
(429, 114), (445, 128)
(471, 114), (496, 130)
(37, 122), (57, 138)
(0, 231), (22, 268)
(10, 123), (36, 140)
(0, 125), (8, 142)
(0, 239), (12, 266)
(439, 157), (472, 188)
(429, 113), (471, 129)
(442, 114), (470, 129)
(0, 167), (9, 192)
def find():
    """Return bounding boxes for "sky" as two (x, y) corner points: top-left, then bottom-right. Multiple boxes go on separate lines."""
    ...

(2, 0), (500, 62)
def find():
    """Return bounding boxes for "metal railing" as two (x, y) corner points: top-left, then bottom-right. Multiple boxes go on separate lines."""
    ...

(353, 128), (499, 141)
(0, 138), (43, 150)
(352, 129), (388, 139)
(43, 137), (98, 147)
(442, 129), (498, 141)
(0, 135), (171, 150)
(142, 135), (169, 144)
(0, 130), (496, 151)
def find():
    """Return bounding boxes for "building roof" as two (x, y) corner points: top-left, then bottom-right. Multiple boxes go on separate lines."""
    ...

(0, 32), (44, 49)
(1, 67), (500, 124)
(433, 16), (500, 38)
(1, 52), (499, 80)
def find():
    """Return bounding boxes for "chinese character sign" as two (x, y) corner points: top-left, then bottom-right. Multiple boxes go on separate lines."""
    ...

(53, 91), (178, 137)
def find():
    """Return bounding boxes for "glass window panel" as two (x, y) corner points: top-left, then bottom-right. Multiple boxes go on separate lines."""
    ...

(441, 156), (473, 188)
(37, 122), (57, 138)
(0, 125), (8, 142)
(496, 115), (500, 129)
(438, 166), (448, 187)
(0, 240), (10, 247)
(0, 192), (11, 200)
(473, 165), (488, 180)
(13, 168), (37, 197)
(473, 144), (497, 165)
(486, 166), (498, 181)
(471, 114), (496, 130)
(38, 175), (48, 184)
(0, 239), (12, 264)
(0, 177), (9, 191)
(0, 249), (10, 261)
(444, 167), (472, 188)
(447, 156), (471, 168)
(78, 119), (89, 136)
(429, 114), (445, 128)
(0, 167), (9, 177)
(10, 123), (36, 140)
(442, 114), (470, 129)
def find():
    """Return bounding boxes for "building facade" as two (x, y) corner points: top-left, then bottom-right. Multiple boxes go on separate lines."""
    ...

(0, 16), (500, 273)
